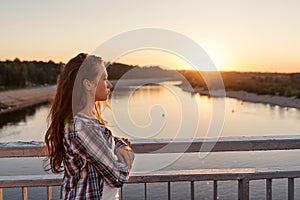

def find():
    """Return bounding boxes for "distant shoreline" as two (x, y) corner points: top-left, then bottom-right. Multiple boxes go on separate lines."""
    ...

(225, 91), (300, 109)
(180, 86), (300, 110)
(0, 86), (55, 114)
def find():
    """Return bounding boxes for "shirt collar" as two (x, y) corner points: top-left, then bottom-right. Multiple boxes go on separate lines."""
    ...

(76, 112), (98, 120)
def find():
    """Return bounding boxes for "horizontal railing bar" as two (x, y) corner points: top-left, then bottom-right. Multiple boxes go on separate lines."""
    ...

(128, 168), (300, 183)
(0, 174), (62, 188)
(250, 167), (300, 180)
(0, 146), (45, 158)
(1, 136), (300, 158)
(3, 167), (300, 188)
(132, 136), (300, 154)
(129, 169), (253, 183)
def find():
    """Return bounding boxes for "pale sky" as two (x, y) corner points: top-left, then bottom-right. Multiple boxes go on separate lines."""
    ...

(1, 0), (300, 72)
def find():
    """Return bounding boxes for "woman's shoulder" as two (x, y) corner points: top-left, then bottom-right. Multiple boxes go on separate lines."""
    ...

(64, 113), (98, 138)
(72, 112), (107, 130)
(68, 113), (112, 141)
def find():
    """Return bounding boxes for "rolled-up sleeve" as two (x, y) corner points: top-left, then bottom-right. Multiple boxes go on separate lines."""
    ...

(113, 137), (128, 154)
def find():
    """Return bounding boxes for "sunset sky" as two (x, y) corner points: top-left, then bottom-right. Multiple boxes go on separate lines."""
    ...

(1, 0), (299, 72)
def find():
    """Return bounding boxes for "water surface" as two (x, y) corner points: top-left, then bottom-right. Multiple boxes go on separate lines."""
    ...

(1, 82), (300, 199)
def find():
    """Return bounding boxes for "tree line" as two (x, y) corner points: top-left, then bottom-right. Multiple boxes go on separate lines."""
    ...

(0, 60), (178, 90)
(179, 70), (300, 98)
(0, 58), (63, 90)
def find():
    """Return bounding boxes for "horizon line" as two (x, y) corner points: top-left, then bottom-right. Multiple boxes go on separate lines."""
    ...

(1, 58), (299, 74)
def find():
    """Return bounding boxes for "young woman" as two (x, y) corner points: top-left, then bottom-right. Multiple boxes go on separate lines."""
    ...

(44, 53), (134, 199)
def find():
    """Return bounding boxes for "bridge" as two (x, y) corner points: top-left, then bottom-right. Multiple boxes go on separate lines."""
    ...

(1, 136), (300, 200)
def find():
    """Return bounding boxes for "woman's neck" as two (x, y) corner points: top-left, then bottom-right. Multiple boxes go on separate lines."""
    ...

(80, 103), (95, 117)
(79, 91), (96, 117)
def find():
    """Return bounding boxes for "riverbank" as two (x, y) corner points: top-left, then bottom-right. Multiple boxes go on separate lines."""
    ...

(226, 90), (300, 109)
(180, 86), (300, 110)
(0, 86), (55, 114)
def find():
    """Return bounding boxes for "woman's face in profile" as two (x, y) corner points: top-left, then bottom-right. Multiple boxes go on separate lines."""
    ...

(95, 63), (112, 101)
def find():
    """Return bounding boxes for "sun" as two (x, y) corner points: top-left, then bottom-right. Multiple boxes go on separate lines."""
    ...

(208, 52), (225, 70)
(202, 45), (228, 71)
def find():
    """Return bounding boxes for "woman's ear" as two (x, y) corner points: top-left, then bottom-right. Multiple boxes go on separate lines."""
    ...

(83, 79), (95, 91)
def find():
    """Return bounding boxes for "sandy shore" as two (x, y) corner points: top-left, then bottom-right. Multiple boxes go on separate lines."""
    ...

(185, 87), (300, 110)
(226, 91), (300, 109)
(0, 86), (55, 114)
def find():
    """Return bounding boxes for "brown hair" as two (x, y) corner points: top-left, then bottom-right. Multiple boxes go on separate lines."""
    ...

(44, 53), (106, 173)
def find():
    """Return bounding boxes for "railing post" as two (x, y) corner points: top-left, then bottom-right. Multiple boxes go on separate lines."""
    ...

(190, 181), (194, 200)
(144, 183), (147, 200)
(22, 187), (28, 200)
(238, 178), (249, 200)
(120, 187), (124, 200)
(47, 186), (52, 200)
(213, 180), (218, 200)
(0, 188), (3, 200)
(266, 179), (272, 200)
(288, 178), (294, 200)
(168, 182), (171, 200)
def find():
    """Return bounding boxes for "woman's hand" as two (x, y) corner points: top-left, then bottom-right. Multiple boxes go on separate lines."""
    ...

(121, 137), (131, 146)
(116, 145), (135, 169)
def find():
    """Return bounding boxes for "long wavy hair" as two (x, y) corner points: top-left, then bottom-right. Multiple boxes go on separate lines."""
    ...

(44, 53), (107, 173)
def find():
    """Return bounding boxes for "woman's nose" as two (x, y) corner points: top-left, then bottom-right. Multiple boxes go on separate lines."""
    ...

(107, 80), (113, 89)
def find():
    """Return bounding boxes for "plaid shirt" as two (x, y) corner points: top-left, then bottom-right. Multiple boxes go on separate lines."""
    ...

(61, 112), (130, 199)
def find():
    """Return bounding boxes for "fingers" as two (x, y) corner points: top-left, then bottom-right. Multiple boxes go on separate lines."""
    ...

(124, 150), (134, 167)
(117, 138), (135, 169)
(122, 151), (133, 169)
(117, 153), (125, 164)
(116, 147), (135, 169)
(122, 137), (131, 146)
(118, 150), (131, 168)
(121, 146), (135, 161)
(123, 150), (134, 169)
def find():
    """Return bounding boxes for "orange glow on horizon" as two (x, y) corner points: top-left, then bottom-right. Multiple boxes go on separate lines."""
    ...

(114, 49), (194, 70)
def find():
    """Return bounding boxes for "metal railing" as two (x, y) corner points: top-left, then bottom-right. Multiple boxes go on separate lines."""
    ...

(1, 135), (300, 200)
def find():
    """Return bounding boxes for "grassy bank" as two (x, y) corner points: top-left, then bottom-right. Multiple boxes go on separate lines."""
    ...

(178, 71), (300, 98)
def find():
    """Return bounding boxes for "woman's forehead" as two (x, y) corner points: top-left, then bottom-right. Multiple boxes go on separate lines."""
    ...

(98, 64), (107, 76)
(97, 62), (106, 71)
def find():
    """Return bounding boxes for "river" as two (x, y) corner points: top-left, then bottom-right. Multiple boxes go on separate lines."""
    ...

(1, 81), (300, 199)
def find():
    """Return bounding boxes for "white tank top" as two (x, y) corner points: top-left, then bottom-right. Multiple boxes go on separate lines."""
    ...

(102, 130), (120, 200)
(102, 182), (119, 200)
